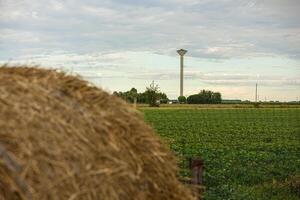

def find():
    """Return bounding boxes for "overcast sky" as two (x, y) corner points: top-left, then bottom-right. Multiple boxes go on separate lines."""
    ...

(0, 0), (299, 101)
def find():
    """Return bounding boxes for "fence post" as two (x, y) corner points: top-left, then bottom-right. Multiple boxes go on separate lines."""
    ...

(190, 158), (204, 199)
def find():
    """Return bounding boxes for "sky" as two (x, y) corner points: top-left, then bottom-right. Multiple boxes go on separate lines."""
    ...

(0, 0), (299, 101)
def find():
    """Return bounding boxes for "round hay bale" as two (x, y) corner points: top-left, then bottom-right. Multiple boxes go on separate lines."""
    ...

(0, 65), (196, 200)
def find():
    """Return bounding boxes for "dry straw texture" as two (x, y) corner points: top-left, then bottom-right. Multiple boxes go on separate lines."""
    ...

(0, 65), (195, 200)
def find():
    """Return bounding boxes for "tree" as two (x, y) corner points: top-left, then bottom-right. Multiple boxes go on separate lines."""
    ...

(130, 88), (137, 93)
(137, 92), (147, 104)
(187, 94), (201, 104)
(129, 88), (137, 103)
(158, 92), (169, 104)
(113, 88), (137, 103)
(212, 92), (221, 104)
(187, 90), (222, 104)
(178, 96), (187, 104)
(145, 81), (160, 107)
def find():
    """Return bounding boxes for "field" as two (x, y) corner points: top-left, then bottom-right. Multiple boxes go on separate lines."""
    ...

(141, 107), (300, 200)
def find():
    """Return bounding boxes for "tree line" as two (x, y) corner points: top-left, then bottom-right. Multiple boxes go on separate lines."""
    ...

(113, 83), (222, 106)
(113, 82), (168, 106)
(186, 90), (222, 104)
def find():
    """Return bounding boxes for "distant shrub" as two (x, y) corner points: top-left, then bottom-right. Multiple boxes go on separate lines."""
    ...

(178, 96), (187, 104)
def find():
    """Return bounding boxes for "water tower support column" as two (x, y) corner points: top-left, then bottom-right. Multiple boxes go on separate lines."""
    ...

(177, 49), (187, 97)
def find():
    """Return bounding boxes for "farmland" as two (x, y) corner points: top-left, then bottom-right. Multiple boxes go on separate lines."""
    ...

(141, 107), (300, 200)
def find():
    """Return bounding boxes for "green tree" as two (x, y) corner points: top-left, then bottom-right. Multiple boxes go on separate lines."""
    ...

(113, 88), (137, 103)
(212, 92), (222, 103)
(178, 96), (187, 104)
(137, 92), (147, 103)
(128, 88), (137, 103)
(158, 92), (169, 104)
(145, 81), (160, 107)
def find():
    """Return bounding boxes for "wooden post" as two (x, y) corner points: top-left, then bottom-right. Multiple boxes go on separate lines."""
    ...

(190, 158), (204, 199)
(191, 159), (204, 185)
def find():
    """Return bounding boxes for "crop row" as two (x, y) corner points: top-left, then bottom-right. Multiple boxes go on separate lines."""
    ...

(142, 108), (300, 200)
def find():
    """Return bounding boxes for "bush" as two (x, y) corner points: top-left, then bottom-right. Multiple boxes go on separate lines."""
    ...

(178, 96), (187, 104)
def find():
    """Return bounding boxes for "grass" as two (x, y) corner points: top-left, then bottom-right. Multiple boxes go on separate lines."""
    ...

(141, 107), (300, 200)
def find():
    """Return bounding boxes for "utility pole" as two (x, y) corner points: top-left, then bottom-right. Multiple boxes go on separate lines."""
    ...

(177, 49), (187, 97)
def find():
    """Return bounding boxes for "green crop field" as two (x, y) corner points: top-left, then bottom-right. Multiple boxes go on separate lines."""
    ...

(141, 108), (300, 200)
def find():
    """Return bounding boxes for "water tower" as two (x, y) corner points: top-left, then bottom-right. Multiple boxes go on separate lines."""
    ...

(177, 49), (187, 97)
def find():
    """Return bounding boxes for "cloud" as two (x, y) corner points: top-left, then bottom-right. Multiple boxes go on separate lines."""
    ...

(2, 49), (298, 89)
(0, 0), (299, 101)
(128, 70), (300, 87)
(0, 29), (41, 43)
(1, 0), (300, 60)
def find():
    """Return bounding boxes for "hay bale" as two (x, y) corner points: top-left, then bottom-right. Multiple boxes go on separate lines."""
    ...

(0, 65), (196, 200)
